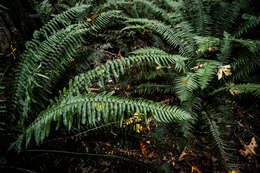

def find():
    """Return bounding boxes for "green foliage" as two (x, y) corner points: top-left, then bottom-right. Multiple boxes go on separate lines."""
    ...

(1, 0), (260, 171)
(18, 93), (191, 149)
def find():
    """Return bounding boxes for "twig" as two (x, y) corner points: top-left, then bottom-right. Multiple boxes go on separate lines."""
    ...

(7, 167), (37, 173)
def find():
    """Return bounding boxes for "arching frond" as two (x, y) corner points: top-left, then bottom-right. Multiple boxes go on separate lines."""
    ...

(58, 51), (187, 99)
(11, 10), (121, 124)
(234, 14), (260, 37)
(212, 83), (260, 97)
(124, 17), (196, 57)
(15, 94), (192, 151)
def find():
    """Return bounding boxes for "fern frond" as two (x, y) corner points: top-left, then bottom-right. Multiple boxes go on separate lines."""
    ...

(194, 36), (220, 55)
(11, 4), (90, 118)
(175, 72), (199, 102)
(211, 1), (240, 36)
(182, 0), (212, 36)
(11, 10), (121, 124)
(59, 51), (187, 99)
(234, 14), (260, 37)
(194, 60), (221, 89)
(217, 32), (232, 63)
(212, 83), (260, 97)
(231, 56), (259, 81)
(124, 18), (196, 57)
(0, 86), (5, 113)
(130, 47), (169, 55)
(33, 4), (89, 43)
(131, 70), (177, 82)
(206, 115), (237, 169)
(231, 38), (260, 54)
(16, 93), (192, 150)
(135, 83), (175, 95)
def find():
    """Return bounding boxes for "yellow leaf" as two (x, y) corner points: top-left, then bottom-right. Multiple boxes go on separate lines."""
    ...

(68, 57), (75, 63)
(217, 68), (223, 80)
(133, 124), (142, 133)
(7, 44), (16, 57)
(229, 88), (241, 95)
(228, 170), (240, 173)
(217, 65), (231, 80)
(191, 166), (201, 173)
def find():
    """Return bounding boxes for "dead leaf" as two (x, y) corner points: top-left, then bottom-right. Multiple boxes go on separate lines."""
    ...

(217, 65), (232, 80)
(86, 18), (92, 22)
(196, 49), (201, 55)
(89, 88), (100, 92)
(191, 166), (201, 173)
(182, 80), (190, 85)
(139, 141), (147, 158)
(239, 137), (258, 157)
(229, 88), (242, 95)
(217, 68), (223, 80)
(148, 151), (155, 158)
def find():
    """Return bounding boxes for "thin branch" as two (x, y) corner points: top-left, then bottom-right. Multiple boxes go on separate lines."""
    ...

(25, 149), (146, 165)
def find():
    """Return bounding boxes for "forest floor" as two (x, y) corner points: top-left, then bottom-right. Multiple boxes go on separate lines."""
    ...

(11, 101), (259, 173)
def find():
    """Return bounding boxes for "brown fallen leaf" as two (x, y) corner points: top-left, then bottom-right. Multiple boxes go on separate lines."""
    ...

(148, 151), (155, 158)
(140, 141), (147, 158)
(239, 137), (258, 157)
(203, 151), (218, 163)
(178, 147), (187, 161)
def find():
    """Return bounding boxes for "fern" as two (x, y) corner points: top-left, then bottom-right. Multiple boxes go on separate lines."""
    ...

(195, 60), (221, 89)
(231, 56), (259, 81)
(11, 10), (121, 125)
(212, 83), (260, 97)
(135, 83), (175, 95)
(11, 5), (90, 120)
(206, 114), (238, 169)
(13, 93), (192, 151)
(175, 72), (199, 102)
(5, 1), (260, 171)
(234, 14), (260, 37)
(124, 17), (196, 57)
(56, 50), (187, 100)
